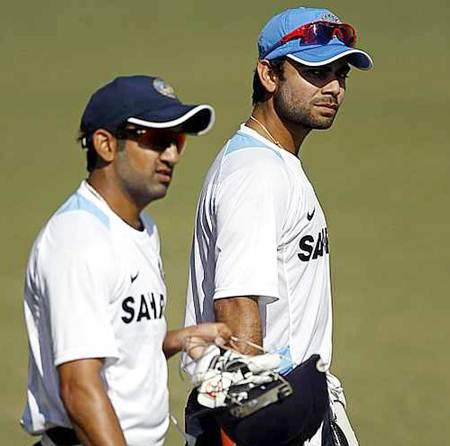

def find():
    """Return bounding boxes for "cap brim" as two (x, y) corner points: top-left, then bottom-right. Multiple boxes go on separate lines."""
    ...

(287, 43), (373, 70)
(127, 104), (215, 135)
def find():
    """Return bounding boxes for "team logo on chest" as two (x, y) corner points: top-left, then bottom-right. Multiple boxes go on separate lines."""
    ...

(297, 227), (329, 262)
(121, 292), (165, 324)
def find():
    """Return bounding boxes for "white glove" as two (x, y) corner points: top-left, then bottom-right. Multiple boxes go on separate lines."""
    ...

(191, 345), (281, 409)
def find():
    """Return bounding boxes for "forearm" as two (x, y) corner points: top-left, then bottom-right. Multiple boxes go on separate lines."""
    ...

(63, 384), (125, 446)
(214, 296), (262, 355)
(59, 360), (127, 446)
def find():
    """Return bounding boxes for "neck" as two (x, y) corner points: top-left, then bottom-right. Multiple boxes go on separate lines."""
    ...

(246, 103), (311, 156)
(87, 170), (144, 230)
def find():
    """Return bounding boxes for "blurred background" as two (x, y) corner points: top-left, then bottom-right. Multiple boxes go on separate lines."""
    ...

(1, 0), (449, 444)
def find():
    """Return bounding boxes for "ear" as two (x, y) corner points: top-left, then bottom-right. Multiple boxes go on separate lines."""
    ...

(92, 129), (118, 163)
(256, 60), (281, 95)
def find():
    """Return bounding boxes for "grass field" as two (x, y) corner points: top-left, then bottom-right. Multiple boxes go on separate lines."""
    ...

(1, 1), (449, 444)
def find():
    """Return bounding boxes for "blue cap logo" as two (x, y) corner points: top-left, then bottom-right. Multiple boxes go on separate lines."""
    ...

(319, 12), (341, 23)
(153, 78), (177, 99)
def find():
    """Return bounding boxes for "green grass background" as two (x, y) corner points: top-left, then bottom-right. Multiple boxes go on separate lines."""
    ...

(1, 0), (449, 444)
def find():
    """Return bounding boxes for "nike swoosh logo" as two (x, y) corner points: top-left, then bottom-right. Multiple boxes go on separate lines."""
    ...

(130, 272), (139, 283)
(307, 208), (315, 221)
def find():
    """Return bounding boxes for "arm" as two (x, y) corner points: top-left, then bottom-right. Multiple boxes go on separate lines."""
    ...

(163, 322), (232, 359)
(214, 296), (262, 355)
(58, 358), (127, 446)
(211, 162), (287, 356)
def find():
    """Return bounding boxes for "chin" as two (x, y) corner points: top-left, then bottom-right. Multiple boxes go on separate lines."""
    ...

(310, 116), (336, 130)
(150, 186), (169, 201)
(314, 122), (334, 130)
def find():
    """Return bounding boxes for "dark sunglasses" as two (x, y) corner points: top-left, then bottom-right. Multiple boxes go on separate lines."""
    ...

(116, 126), (186, 153)
(262, 21), (357, 58)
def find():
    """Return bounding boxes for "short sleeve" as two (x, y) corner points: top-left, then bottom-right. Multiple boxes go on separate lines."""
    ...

(214, 156), (289, 302)
(39, 214), (120, 366)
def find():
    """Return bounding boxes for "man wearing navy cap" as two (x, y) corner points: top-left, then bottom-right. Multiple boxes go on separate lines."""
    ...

(184, 6), (372, 446)
(21, 75), (232, 446)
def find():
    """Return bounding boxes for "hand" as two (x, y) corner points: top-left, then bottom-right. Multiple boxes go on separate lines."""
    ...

(164, 322), (232, 359)
(184, 322), (232, 359)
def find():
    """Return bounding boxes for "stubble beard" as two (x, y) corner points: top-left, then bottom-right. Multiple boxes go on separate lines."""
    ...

(116, 152), (168, 207)
(273, 88), (337, 130)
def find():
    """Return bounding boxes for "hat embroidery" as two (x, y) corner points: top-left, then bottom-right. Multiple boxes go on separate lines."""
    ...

(319, 12), (341, 23)
(153, 78), (177, 99)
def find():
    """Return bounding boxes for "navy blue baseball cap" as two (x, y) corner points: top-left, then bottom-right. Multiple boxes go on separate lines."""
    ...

(80, 75), (215, 145)
(258, 7), (373, 70)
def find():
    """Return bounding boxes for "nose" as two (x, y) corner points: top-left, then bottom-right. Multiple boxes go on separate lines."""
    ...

(321, 77), (342, 99)
(160, 143), (181, 165)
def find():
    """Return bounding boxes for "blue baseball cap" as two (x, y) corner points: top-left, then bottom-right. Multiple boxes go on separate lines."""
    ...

(258, 7), (373, 70)
(80, 75), (215, 144)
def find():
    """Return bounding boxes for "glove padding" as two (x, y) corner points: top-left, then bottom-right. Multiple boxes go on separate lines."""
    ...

(191, 345), (281, 409)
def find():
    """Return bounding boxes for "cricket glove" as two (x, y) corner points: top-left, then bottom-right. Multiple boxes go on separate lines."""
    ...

(191, 345), (288, 410)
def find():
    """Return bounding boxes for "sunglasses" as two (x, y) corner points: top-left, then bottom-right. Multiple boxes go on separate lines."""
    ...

(263, 21), (357, 58)
(116, 126), (186, 153)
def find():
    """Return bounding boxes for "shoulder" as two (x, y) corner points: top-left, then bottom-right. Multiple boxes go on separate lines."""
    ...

(199, 128), (290, 206)
(223, 131), (284, 163)
(218, 128), (287, 179)
(33, 192), (114, 264)
(219, 147), (288, 189)
(54, 190), (111, 231)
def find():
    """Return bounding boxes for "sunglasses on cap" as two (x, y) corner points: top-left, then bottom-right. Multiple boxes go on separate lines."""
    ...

(263, 21), (357, 58)
(116, 126), (186, 153)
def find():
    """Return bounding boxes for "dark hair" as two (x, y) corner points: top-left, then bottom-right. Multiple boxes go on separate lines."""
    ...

(252, 57), (286, 105)
(76, 131), (98, 172)
(86, 146), (98, 172)
(77, 128), (127, 172)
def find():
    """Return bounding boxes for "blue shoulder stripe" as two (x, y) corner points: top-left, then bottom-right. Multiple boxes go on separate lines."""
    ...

(224, 131), (283, 159)
(56, 193), (110, 228)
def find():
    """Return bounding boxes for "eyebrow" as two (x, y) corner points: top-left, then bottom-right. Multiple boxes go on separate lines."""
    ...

(304, 64), (350, 73)
(288, 59), (351, 75)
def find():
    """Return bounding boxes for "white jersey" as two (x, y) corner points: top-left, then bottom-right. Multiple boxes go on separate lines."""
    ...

(22, 181), (169, 446)
(184, 124), (333, 370)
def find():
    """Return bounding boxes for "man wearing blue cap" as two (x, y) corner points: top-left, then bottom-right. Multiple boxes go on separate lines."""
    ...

(21, 75), (232, 446)
(184, 6), (373, 446)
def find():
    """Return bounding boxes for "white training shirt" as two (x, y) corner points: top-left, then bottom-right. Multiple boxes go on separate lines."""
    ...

(22, 181), (169, 446)
(184, 124), (333, 371)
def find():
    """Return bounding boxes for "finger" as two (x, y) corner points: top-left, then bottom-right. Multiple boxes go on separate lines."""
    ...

(214, 336), (226, 346)
(216, 323), (233, 340)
